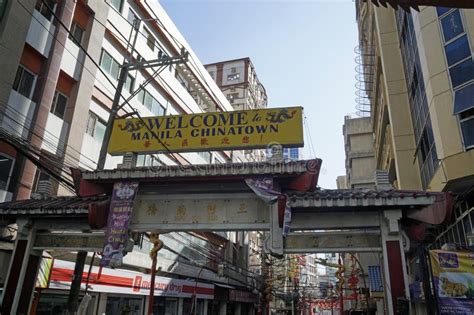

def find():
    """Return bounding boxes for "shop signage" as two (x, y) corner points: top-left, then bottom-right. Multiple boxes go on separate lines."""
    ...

(101, 182), (139, 267)
(47, 260), (215, 299)
(229, 289), (259, 303)
(34, 233), (104, 251)
(108, 107), (303, 154)
(429, 250), (474, 314)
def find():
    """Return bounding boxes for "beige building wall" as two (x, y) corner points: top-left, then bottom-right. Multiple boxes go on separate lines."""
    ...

(342, 116), (376, 188)
(355, 2), (474, 192)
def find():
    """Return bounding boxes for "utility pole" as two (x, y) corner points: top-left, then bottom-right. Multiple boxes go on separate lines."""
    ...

(96, 45), (189, 170)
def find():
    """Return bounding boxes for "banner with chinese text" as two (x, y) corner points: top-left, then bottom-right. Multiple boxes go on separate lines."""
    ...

(108, 107), (303, 154)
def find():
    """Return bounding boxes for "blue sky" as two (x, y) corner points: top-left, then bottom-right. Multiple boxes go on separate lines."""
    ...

(161, 0), (359, 188)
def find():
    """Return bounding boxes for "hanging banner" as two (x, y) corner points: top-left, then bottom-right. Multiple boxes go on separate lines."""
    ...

(100, 182), (139, 267)
(429, 250), (474, 314)
(108, 107), (303, 154)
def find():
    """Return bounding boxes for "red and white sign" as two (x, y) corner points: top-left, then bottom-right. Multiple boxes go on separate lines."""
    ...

(48, 260), (214, 299)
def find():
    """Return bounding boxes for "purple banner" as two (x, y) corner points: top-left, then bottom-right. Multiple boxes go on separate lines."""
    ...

(100, 182), (139, 267)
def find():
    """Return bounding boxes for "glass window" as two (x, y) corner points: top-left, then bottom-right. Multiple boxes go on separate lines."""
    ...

(105, 296), (142, 315)
(124, 74), (135, 93)
(50, 91), (68, 119)
(69, 22), (84, 45)
(140, 90), (165, 115)
(445, 35), (471, 66)
(12, 65), (36, 99)
(143, 27), (155, 51)
(35, 0), (56, 21)
(110, 0), (123, 13)
(437, 7), (451, 17)
(127, 8), (137, 25)
(100, 50), (120, 80)
(459, 109), (474, 149)
(449, 58), (474, 89)
(0, 154), (14, 190)
(441, 10), (464, 43)
(86, 112), (106, 143)
(36, 293), (95, 315)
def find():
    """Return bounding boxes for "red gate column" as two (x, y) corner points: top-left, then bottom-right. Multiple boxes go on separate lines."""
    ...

(0, 219), (40, 314)
(380, 210), (409, 315)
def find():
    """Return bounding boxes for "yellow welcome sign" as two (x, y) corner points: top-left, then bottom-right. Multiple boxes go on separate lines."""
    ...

(108, 107), (303, 154)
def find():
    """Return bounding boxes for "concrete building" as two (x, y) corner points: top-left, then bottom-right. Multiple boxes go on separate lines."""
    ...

(205, 57), (268, 162)
(342, 115), (376, 188)
(205, 57), (267, 111)
(355, 1), (474, 313)
(0, 0), (256, 313)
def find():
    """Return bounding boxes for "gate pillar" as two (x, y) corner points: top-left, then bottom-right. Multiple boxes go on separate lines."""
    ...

(1, 219), (41, 315)
(380, 210), (410, 315)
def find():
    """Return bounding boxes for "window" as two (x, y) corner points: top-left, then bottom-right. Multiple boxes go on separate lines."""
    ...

(110, 0), (123, 12)
(86, 112), (106, 143)
(460, 108), (474, 149)
(127, 8), (137, 25)
(143, 27), (155, 51)
(397, 9), (438, 189)
(231, 67), (237, 73)
(449, 58), (474, 89)
(12, 65), (36, 99)
(50, 91), (67, 119)
(441, 10), (464, 42)
(100, 50), (120, 80)
(124, 74), (135, 93)
(0, 154), (14, 190)
(227, 73), (240, 81)
(208, 70), (215, 78)
(445, 35), (470, 66)
(35, 0), (56, 21)
(69, 22), (84, 45)
(290, 148), (299, 160)
(138, 89), (165, 115)
(227, 92), (239, 103)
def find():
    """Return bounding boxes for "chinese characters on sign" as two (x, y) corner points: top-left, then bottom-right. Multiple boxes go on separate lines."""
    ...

(100, 182), (139, 267)
(108, 107), (304, 154)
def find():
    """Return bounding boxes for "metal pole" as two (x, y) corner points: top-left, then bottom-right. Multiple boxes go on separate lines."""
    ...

(67, 251), (87, 314)
(148, 251), (158, 315)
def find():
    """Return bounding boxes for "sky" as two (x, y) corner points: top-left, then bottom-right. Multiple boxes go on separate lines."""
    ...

(160, 0), (359, 188)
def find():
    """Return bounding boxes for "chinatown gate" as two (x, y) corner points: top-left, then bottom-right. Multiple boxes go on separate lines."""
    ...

(0, 108), (453, 314)
(0, 159), (453, 314)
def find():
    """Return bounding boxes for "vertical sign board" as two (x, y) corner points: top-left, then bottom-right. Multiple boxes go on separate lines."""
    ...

(100, 182), (139, 267)
(429, 250), (474, 314)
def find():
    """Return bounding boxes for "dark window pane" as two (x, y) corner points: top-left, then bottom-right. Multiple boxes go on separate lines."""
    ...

(437, 7), (451, 16)
(441, 10), (464, 42)
(0, 154), (14, 190)
(445, 35), (470, 66)
(460, 117), (474, 148)
(52, 92), (67, 118)
(18, 70), (35, 98)
(449, 58), (474, 88)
